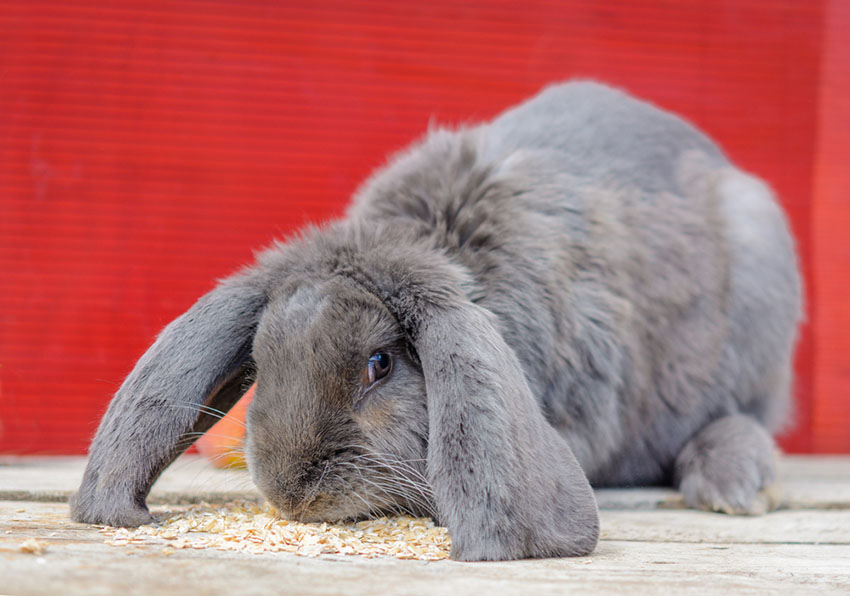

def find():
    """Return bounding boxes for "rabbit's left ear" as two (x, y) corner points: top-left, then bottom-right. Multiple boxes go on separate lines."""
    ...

(70, 272), (267, 527)
(410, 298), (599, 561)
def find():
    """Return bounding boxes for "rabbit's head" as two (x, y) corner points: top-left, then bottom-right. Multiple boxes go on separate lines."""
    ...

(245, 273), (431, 522)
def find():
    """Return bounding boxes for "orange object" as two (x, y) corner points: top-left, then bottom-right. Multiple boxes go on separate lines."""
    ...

(194, 384), (254, 469)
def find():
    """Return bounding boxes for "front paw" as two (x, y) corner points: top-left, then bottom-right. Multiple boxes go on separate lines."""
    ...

(69, 488), (153, 527)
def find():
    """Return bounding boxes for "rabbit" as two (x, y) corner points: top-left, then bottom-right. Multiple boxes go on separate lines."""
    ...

(70, 81), (802, 561)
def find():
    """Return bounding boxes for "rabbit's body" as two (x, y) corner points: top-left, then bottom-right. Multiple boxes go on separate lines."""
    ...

(71, 82), (802, 560)
(350, 82), (800, 487)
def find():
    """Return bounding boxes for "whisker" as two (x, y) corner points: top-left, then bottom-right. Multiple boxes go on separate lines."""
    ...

(352, 454), (430, 485)
(338, 476), (381, 519)
(348, 455), (433, 502)
(176, 430), (245, 442)
(337, 461), (434, 519)
(161, 403), (248, 428)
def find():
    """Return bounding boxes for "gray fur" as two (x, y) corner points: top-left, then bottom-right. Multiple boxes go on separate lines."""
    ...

(71, 81), (802, 561)
(675, 414), (780, 515)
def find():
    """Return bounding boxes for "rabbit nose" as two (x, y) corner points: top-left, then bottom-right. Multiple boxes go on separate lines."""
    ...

(270, 461), (325, 517)
(270, 483), (310, 518)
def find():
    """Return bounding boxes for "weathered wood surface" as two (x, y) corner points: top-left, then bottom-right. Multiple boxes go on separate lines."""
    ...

(2, 456), (849, 595)
(4, 455), (849, 509)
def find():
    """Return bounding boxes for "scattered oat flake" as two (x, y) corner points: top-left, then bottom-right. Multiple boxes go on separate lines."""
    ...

(19, 538), (47, 555)
(100, 500), (450, 561)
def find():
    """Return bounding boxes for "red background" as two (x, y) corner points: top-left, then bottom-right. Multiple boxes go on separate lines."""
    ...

(1, 0), (848, 454)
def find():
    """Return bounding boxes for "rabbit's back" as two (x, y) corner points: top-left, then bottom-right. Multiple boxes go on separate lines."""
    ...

(485, 81), (727, 194)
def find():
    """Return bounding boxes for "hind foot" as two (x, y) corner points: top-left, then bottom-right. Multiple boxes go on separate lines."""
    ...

(674, 414), (781, 515)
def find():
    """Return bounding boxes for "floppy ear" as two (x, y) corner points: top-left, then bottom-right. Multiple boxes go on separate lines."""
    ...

(70, 273), (267, 526)
(414, 300), (600, 561)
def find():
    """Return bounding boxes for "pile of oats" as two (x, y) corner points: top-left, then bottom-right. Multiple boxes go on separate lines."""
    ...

(100, 500), (450, 561)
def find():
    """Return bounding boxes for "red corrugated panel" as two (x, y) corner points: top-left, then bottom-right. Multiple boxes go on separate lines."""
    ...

(811, 0), (850, 453)
(0, 0), (829, 453)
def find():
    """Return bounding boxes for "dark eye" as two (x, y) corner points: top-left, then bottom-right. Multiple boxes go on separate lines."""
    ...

(366, 351), (392, 386)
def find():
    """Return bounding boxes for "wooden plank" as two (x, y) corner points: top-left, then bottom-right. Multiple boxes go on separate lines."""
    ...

(3, 455), (849, 594)
(5, 455), (849, 511)
(4, 455), (850, 511)
(601, 509), (850, 544)
(5, 501), (848, 548)
(2, 501), (849, 596)
(0, 455), (260, 504)
(597, 456), (850, 511)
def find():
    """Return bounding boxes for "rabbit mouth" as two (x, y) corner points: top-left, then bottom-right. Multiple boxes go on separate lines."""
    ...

(259, 464), (382, 523)
(264, 465), (435, 524)
(267, 486), (391, 524)
(269, 492), (347, 523)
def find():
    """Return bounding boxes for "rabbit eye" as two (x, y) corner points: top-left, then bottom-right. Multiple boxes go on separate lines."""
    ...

(365, 351), (393, 386)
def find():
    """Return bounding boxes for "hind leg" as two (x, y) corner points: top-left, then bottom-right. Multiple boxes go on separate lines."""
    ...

(674, 414), (781, 515)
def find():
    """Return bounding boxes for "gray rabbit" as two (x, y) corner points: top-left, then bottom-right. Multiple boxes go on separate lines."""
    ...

(70, 81), (802, 561)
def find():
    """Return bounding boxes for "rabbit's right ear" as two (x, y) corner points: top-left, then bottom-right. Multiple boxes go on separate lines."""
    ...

(70, 272), (267, 527)
(410, 299), (600, 561)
